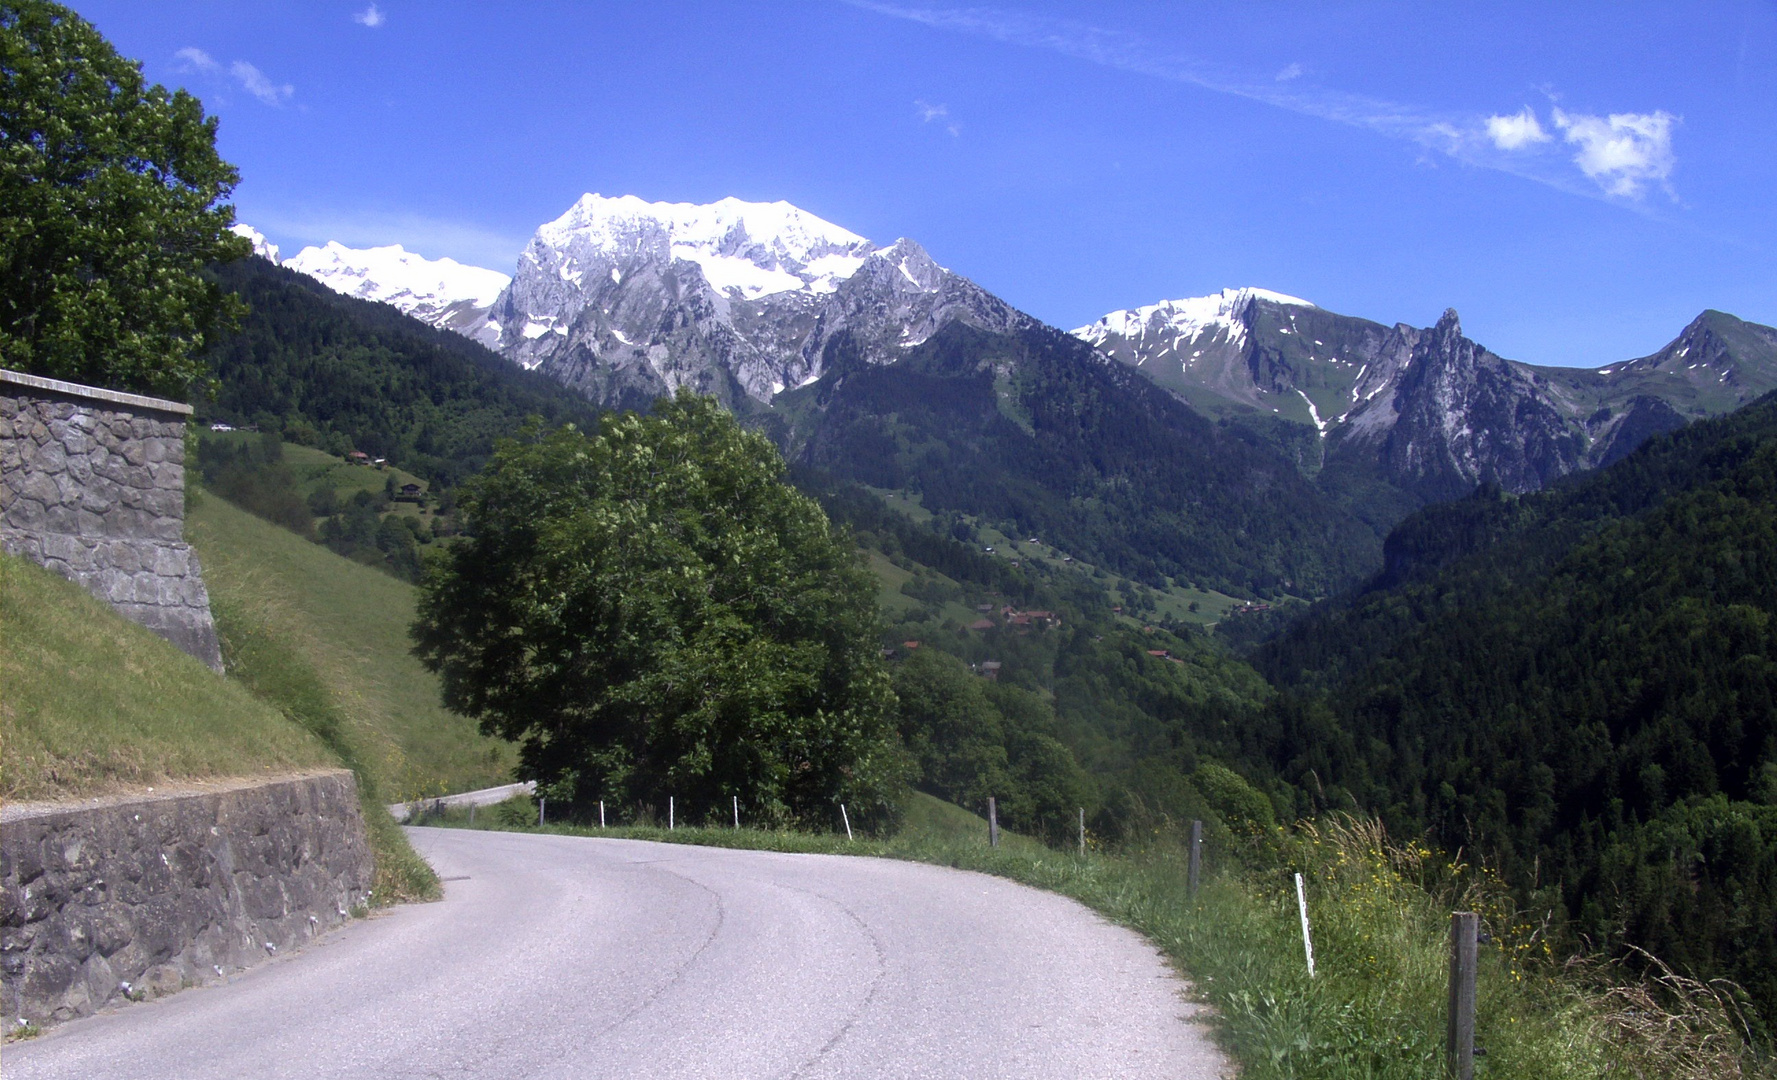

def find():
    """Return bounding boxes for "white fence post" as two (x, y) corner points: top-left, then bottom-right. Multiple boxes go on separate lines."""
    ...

(599, 800), (605, 828)
(840, 803), (853, 841)
(1295, 872), (1315, 978)
(669, 796), (675, 831)
(733, 795), (739, 829)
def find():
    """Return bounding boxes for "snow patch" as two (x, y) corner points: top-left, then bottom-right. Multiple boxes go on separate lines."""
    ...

(286, 241), (510, 318)
(1071, 287), (1316, 355)
(530, 193), (876, 301)
(1296, 389), (1328, 436)
(230, 223), (280, 264)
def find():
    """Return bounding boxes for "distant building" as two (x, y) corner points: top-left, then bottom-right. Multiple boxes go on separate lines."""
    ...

(208, 422), (235, 432)
(967, 618), (995, 631)
(978, 661), (1002, 681)
(347, 451), (371, 465)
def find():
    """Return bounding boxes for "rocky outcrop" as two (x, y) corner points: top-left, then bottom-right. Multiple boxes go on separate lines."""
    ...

(0, 369), (222, 670)
(0, 771), (374, 1033)
(1350, 310), (1589, 501)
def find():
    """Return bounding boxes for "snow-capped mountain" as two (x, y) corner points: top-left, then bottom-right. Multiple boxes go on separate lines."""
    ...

(1074, 288), (1777, 501)
(1074, 287), (1316, 365)
(480, 193), (1030, 407)
(283, 241), (511, 339)
(230, 223), (281, 264)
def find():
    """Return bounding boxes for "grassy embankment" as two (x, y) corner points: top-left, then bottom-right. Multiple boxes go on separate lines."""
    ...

(186, 489), (521, 901)
(421, 790), (1769, 1080)
(0, 552), (332, 798)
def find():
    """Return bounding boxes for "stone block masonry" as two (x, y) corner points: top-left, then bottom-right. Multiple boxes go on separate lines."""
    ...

(0, 771), (375, 1032)
(0, 368), (222, 670)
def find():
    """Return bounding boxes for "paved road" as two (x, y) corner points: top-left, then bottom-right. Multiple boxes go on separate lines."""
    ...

(6, 829), (1228, 1079)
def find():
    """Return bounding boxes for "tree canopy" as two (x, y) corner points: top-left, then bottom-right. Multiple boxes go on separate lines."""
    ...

(413, 393), (906, 828)
(0, 1), (246, 396)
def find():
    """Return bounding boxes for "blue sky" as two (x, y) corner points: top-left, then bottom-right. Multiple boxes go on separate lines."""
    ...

(76, 1), (1777, 367)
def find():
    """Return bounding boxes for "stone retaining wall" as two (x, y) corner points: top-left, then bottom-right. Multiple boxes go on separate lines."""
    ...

(0, 771), (375, 1032)
(0, 368), (222, 670)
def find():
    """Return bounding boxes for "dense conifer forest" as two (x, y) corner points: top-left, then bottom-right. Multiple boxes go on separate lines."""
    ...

(1256, 393), (1777, 1021)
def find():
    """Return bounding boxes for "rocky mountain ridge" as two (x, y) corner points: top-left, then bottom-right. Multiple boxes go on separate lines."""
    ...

(252, 195), (1777, 513)
(1076, 289), (1777, 502)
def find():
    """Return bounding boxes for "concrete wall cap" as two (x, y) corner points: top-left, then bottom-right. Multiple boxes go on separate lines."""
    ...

(0, 368), (193, 417)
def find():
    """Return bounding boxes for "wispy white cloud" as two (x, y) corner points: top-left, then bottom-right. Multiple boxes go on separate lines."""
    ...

(251, 208), (528, 272)
(915, 98), (961, 136)
(354, 4), (385, 28)
(174, 46), (218, 73)
(176, 47), (293, 106)
(1552, 108), (1677, 198)
(1485, 107), (1550, 151)
(230, 61), (293, 106)
(845, 2), (1679, 206)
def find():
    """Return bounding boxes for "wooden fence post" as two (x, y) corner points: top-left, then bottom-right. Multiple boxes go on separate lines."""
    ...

(538, 796), (546, 827)
(1447, 912), (1479, 1080)
(988, 797), (1000, 848)
(1188, 820), (1203, 896)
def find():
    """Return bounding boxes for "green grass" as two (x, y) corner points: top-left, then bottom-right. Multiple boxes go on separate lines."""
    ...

(0, 552), (333, 800)
(187, 489), (516, 802)
(425, 793), (1770, 1080)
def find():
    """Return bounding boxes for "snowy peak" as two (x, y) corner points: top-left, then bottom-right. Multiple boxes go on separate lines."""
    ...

(230, 223), (280, 264)
(867, 237), (947, 293)
(529, 193), (876, 301)
(284, 241), (510, 336)
(1072, 287), (1315, 352)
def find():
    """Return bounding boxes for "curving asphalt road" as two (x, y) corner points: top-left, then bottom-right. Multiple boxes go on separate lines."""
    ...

(6, 828), (1228, 1079)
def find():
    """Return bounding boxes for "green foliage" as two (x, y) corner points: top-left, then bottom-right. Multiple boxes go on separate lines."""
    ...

(200, 256), (600, 488)
(194, 431), (312, 538)
(1258, 392), (1777, 1025)
(890, 648), (1092, 840)
(0, 1), (247, 395)
(413, 393), (908, 828)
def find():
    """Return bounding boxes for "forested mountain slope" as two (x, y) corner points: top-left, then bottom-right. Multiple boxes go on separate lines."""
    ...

(199, 257), (601, 486)
(774, 320), (1382, 598)
(1255, 392), (1777, 1020)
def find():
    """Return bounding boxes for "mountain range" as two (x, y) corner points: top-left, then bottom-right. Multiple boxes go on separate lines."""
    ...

(232, 197), (1777, 591)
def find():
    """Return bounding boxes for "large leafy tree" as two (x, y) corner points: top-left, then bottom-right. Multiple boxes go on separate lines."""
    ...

(0, 1), (246, 396)
(413, 393), (907, 827)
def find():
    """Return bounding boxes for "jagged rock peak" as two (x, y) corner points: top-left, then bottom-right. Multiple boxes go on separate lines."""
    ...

(1434, 308), (1463, 336)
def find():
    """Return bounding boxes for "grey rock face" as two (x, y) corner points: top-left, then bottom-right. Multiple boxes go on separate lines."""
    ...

(1081, 292), (1777, 503)
(0, 771), (375, 1032)
(1351, 310), (1588, 501)
(0, 376), (222, 670)
(484, 197), (1033, 411)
